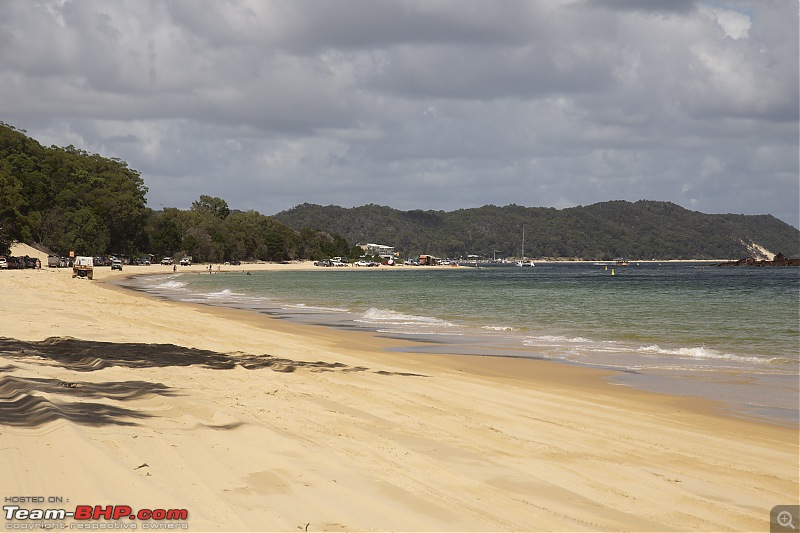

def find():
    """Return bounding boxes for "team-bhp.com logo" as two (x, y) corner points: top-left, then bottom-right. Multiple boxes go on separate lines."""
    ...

(4, 504), (188, 529)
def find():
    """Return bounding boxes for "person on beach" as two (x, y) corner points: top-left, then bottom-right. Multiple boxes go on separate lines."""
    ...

(173, 264), (177, 273)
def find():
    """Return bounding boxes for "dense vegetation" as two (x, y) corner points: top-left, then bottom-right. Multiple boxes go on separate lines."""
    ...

(274, 201), (800, 261)
(2, 122), (797, 262)
(0, 123), (349, 261)
(0, 122), (150, 258)
(146, 196), (350, 263)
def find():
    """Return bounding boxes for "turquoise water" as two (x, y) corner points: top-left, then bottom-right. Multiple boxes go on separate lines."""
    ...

(126, 263), (800, 425)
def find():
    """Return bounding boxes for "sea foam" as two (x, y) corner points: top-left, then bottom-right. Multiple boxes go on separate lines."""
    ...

(356, 308), (455, 327)
(636, 344), (766, 363)
(203, 289), (241, 299)
(155, 280), (187, 290)
(525, 335), (593, 344)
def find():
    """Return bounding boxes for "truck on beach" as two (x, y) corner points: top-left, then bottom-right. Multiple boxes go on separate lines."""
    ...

(72, 256), (94, 279)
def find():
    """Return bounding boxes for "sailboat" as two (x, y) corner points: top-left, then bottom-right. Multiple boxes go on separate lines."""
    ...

(516, 224), (535, 267)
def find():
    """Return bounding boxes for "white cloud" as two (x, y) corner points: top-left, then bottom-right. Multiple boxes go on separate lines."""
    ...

(709, 6), (751, 39)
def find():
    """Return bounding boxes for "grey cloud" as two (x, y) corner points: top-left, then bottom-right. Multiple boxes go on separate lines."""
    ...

(590, 0), (698, 14)
(0, 0), (796, 227)
(365, 41), (620, 100)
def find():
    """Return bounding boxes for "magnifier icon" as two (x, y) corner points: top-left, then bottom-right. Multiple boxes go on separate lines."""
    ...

(778, 511), (796, 530)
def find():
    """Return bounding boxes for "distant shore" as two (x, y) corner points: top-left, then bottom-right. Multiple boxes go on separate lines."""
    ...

(3, 241), (753, 271)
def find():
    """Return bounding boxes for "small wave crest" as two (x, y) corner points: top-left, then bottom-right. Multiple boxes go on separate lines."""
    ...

(285, 303), (350, 313)
(204, 289), (241, 300)
(636, 344), (767, 363)
(482, 325), (516, 332)
(524, 335), (593, 345)
(155, 280), (187, 290)
(356, 308), (455, 327)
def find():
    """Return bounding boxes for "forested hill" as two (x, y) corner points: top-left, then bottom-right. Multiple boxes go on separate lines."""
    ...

(0, 123), (349, 261)
(0, 122), (150, 257)
(274, 201), (800, 261)
(2, 121), (797, 262)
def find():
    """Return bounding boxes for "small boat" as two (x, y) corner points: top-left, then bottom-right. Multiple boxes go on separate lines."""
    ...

(516, 225), (534, 267)
(616, 258), (629, 266)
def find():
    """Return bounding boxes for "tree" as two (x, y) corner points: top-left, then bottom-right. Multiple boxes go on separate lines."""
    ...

(0, 123), (149, 256)
(147, 208), (184, 257)
(0, 166), (28, 255)
(191, 195), (230, 220)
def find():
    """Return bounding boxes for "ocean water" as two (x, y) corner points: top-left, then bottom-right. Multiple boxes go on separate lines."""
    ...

(124, 263), (800, 426)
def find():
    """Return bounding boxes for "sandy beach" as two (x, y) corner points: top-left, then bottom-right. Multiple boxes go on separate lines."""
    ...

(1, 246), (797, 531)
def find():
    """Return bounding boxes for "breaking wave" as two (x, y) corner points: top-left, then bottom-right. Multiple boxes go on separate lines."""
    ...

(155, 280), (187, 290)
(356, 308), (455, 327)
(524, 335), (593, 345)
(636, 344), (767, 363)
(203, 289), (241, 300)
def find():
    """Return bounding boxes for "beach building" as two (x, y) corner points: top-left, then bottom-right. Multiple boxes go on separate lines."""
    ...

(358, 243), (396, 259)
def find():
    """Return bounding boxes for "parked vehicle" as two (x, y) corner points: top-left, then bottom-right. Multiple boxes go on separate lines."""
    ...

(111, 260), (123, 271)
(5, 256), (35, 269)
(161, 257), (173, 265)
(179, 257), (192, 266)
(72, 256), (94, 279)
(0, 257), (7, 269)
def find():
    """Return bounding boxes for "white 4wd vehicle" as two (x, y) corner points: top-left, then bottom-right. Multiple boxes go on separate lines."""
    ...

(72, 256), (94, 279)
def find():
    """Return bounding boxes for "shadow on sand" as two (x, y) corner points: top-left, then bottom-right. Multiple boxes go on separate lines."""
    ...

(0, 336), (428, 375)
(0, 336), (426, 428)
(0, 376), (163, 427)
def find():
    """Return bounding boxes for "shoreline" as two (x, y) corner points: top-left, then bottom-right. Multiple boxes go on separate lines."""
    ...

(1, 262), (798, 531)
(121, 265), (800, 428)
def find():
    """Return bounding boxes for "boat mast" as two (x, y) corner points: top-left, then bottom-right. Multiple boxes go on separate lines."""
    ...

(522, 224), (525, 259)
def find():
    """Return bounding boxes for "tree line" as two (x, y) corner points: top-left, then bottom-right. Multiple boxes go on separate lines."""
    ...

(3, 122), (798, 262)
(0, 123), (349, 262)
(273, 201), (800, 261)
(147, 195), (350, 263)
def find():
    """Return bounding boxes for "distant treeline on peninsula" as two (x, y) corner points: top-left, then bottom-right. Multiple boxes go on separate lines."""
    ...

(273, 202), (800, 261)
(2, 122), (798, 262)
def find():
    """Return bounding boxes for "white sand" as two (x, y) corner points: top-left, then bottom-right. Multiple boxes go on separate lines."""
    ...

(0, 248), (796, 531)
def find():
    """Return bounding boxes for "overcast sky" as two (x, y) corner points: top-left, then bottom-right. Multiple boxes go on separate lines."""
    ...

(2, 0), (798, 226)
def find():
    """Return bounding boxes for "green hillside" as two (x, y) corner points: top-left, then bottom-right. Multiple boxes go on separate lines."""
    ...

(0, 122), (150, 257)
(0, 123), (349, 262)
(3, 121), (797, 262)
(273, 201), (800, 261)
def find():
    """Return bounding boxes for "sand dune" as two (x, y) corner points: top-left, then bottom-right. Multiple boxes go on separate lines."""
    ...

(0, 263), (797, 531)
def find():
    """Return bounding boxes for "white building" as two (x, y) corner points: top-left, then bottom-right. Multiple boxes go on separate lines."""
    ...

(358, 243), (396, 258)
